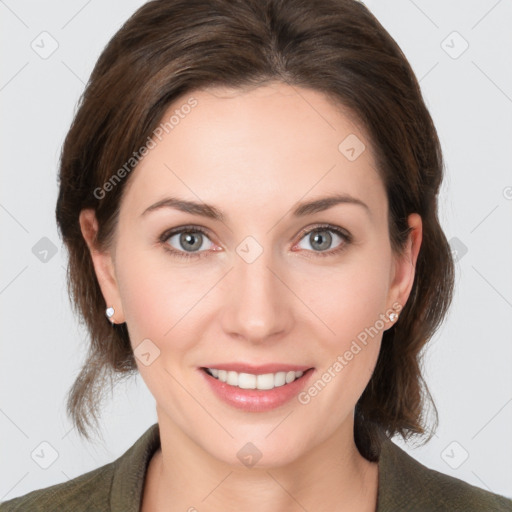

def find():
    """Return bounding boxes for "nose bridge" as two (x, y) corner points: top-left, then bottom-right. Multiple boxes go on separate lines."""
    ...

(221, 239), (291, 341)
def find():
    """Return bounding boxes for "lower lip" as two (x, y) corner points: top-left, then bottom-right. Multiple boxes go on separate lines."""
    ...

(199, 368), (315, 412)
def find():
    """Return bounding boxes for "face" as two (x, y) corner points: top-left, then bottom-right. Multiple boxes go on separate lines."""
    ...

(81, 82), (421, 468)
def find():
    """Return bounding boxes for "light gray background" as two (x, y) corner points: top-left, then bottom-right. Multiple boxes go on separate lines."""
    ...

(1, 0), (511, 502)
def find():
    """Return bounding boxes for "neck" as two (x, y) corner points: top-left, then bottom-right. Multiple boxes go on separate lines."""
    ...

(143, 411), (379, 512)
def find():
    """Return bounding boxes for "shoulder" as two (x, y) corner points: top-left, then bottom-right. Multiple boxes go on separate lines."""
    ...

(0, 462), (115, 512)
(377, 437), (512, 512)
(0, 423), (160, 512)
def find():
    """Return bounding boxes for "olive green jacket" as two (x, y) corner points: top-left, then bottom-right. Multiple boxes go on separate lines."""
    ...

(2, 423), (511, 511)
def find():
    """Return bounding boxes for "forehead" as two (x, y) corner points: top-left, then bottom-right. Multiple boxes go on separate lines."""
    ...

(120, 82), (386, 222)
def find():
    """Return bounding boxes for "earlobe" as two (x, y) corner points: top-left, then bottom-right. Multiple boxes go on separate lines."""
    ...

(79, 209), (125, 324)
(387, 213), (423, 317)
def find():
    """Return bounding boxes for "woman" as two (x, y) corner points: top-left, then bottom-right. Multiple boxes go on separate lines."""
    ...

(2, 0), (511, 510)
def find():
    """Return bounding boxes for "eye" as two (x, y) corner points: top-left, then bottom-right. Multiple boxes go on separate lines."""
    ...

(159, 223), (352, 260)
(159, 226), (216, 259)
(294, 224), (351, 257)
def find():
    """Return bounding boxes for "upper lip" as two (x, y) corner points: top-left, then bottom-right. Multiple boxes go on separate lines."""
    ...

(200, 363), (313, 375)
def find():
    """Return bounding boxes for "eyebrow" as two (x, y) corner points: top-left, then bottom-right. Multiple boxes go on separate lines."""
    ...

(140, 193), (370, 221)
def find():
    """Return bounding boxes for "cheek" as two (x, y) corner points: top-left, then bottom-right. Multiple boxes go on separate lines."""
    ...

(301, 252), (391, 344)
(114, 241), (198, 350)
(296, 248), (391, 398)
(114, 246), (207, 412)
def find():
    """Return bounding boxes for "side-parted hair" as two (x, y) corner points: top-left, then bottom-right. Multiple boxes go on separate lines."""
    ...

(55, 0), (454, 461)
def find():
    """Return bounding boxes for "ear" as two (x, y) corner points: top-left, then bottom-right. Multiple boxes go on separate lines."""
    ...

(386, 213), (422, 318)
(79, 208), (125, 324)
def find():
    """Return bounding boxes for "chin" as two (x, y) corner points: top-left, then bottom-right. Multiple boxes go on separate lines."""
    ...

(199, 433), (309, 471)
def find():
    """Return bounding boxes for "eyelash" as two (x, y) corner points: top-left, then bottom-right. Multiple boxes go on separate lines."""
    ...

(158, 223), (352, 260)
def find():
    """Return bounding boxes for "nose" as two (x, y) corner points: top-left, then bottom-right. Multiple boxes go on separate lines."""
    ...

(220, 247), (293, 344)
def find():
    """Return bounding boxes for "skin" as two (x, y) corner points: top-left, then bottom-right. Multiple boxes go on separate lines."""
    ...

(80, 82), (422, 512)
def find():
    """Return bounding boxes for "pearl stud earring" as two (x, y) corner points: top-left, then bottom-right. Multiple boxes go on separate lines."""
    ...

(105, 306), (115, 323)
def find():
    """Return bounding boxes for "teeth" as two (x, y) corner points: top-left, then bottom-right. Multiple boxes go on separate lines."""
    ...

(206, 368), (305, 390)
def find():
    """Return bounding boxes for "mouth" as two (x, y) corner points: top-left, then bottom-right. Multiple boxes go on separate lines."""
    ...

(200, 366), (314, 391)
(197, 362), (316, 412)
(199, 363), (316, 412)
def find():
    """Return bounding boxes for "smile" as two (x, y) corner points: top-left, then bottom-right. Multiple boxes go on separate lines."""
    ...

(203, 367), (306, 390)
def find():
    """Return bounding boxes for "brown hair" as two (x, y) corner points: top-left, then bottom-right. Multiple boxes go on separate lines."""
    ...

(55, 0), (454, 461)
